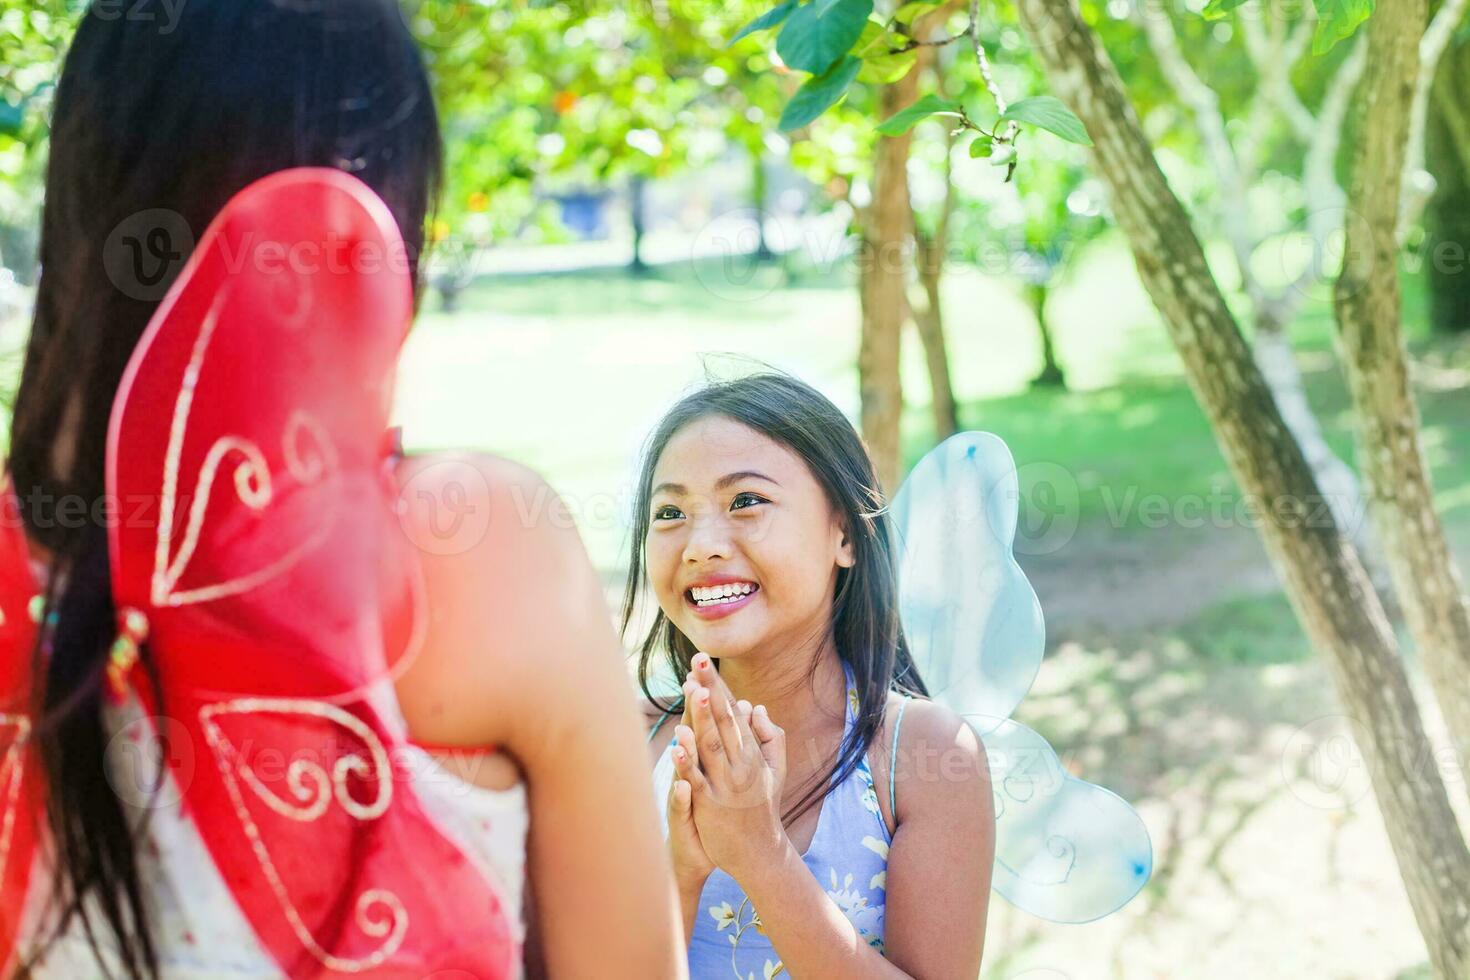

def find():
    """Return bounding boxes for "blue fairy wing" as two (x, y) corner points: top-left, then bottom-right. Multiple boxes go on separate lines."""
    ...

(979, 716), (1153, 923)
(890, 432), (1152, 923)
(889, 432), (1042, 728)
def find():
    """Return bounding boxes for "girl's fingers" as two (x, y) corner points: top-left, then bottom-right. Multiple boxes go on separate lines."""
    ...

(691, 653), (739, 719)
(684, 687), (730, 784)
(671, 732), (708, 794)
(735, 699), (762, 764)
(736, 699), (753, 727)
(669, 777), (692, 817)
(694, 668), (745, 764)
(750, 704), (786, 781)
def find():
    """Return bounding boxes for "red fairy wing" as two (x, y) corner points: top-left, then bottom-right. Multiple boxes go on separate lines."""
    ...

(0, 513), (39, 973)
(106, 168), (515, 978)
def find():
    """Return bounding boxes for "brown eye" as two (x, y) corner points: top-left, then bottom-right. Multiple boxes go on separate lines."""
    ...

(653, 505), (683, 521)
(730, 492), (767, 511)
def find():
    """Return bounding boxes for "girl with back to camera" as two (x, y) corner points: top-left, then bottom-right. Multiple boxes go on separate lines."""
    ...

(628, 373), (995, 978)
(0, 2), (682, 977)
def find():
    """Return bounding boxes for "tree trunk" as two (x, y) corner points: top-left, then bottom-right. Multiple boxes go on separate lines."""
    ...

(629, 175), (648, 275)
(1028, 282), (1065, 388)
(912, 232), (959, 440)
(1427, 42), (1470, 333)
(751, 146), (774, 262)
(1251, 319), (1386, 590)
(1334, 0), (1470, 815)
(908, 47), (961, 443)
(859, 69), (919, 492)
(1014, 1), (1470, 974)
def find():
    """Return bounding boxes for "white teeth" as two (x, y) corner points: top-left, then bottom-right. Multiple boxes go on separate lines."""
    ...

(690, 582), (757, 606)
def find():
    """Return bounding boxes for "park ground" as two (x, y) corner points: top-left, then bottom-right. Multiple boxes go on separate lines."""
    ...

(394, 233), (1470, 980)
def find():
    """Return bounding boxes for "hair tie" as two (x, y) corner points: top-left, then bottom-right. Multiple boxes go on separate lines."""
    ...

(106, 607), (149, 704)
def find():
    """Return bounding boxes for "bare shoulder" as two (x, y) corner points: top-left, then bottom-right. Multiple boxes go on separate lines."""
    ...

(887, 695), (990, 822)
(391, 451), (613, 749)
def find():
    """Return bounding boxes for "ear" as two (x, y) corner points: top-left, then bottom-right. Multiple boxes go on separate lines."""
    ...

(834, 520), (856, 569)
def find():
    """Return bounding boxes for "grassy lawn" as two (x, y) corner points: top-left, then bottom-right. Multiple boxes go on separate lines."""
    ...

(397, 237), (1470, 584)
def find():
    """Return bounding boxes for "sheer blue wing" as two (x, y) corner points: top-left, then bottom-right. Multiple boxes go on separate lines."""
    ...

(889, 432), (1043, 726)
(890, 432), (1152, 923)
(978, 716), (1153, 923)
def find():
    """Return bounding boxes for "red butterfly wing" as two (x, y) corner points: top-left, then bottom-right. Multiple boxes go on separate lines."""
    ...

(106, 168), (515, 978)
(0, 514), (40, 974)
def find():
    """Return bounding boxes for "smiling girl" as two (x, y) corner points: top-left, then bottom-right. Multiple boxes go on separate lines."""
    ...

(624, 374), (995, 979)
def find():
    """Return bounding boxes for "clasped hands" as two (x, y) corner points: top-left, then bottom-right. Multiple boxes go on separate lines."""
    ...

(667, 653), (789, 889)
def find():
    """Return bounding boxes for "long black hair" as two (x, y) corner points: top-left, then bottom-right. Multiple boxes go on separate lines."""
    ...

(621, 373), (928, 824)
(9, 2), (442, 976)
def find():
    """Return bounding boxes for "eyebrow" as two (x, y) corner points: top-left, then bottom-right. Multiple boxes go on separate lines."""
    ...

(651, 470), (781, 497)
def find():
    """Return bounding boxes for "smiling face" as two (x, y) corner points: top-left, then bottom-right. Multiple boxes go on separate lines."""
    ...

(645, 415), (854, 661)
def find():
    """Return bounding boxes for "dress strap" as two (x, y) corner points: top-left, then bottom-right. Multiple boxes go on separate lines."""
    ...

(889, 695), (913, 818)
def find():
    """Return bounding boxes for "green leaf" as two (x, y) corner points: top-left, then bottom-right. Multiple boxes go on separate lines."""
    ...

(1201, 0), (1251, 18)
(969, 137), (994, 158)
(875, 93), (962, 136)
(776, 0), (874, 75)
(1311, 0), (1374, 54)
(1000, 96), (1093, 146)
(854, 20), (917, 84)
(893, 1), (940, 23)
(730, 2), (797, 47)
(858, 46), (917, 83)
(779, 55), (863, 130)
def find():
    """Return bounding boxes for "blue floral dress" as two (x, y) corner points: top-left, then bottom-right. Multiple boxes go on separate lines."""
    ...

(650, 665), (906, 979)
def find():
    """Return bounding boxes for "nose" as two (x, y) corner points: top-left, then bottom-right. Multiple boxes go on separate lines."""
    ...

(682, 511), (733, 564)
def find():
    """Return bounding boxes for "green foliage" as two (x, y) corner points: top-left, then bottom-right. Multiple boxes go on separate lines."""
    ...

(730, 1), (795, 46)
(1200, 0), (1376, 54)
(1001, 96), (1093, 146)
(728, 0), (1089, 182)
(1201, 0), (1252, 17)
(1312, 0), (1375, 54)
(875, 93), (962, 135)
(780, 55), (863, 130)
(893, 1), (941, 25)
(774, 0), (872, 74)
(853, 21), (917, 84)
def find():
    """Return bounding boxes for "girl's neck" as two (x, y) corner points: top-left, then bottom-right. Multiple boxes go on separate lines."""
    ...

(714, 636), (848, 743)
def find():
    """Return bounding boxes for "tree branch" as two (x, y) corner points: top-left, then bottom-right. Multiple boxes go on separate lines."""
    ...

(1398, 0), (1470, 243)
(1240, 11), (1316, 141)
(1137, 6), (1261, 304)
(969, 0), (1017, 143)
(889, 26), (971, 54)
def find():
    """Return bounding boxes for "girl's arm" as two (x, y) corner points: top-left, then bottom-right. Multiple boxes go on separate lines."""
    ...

(748, 700), (994, 979)
(393, 453), (686, 979)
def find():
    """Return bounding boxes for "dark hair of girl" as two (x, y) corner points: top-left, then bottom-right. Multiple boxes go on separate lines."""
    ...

(620, 372), (929, 825)
(8, 2), (442, 976)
